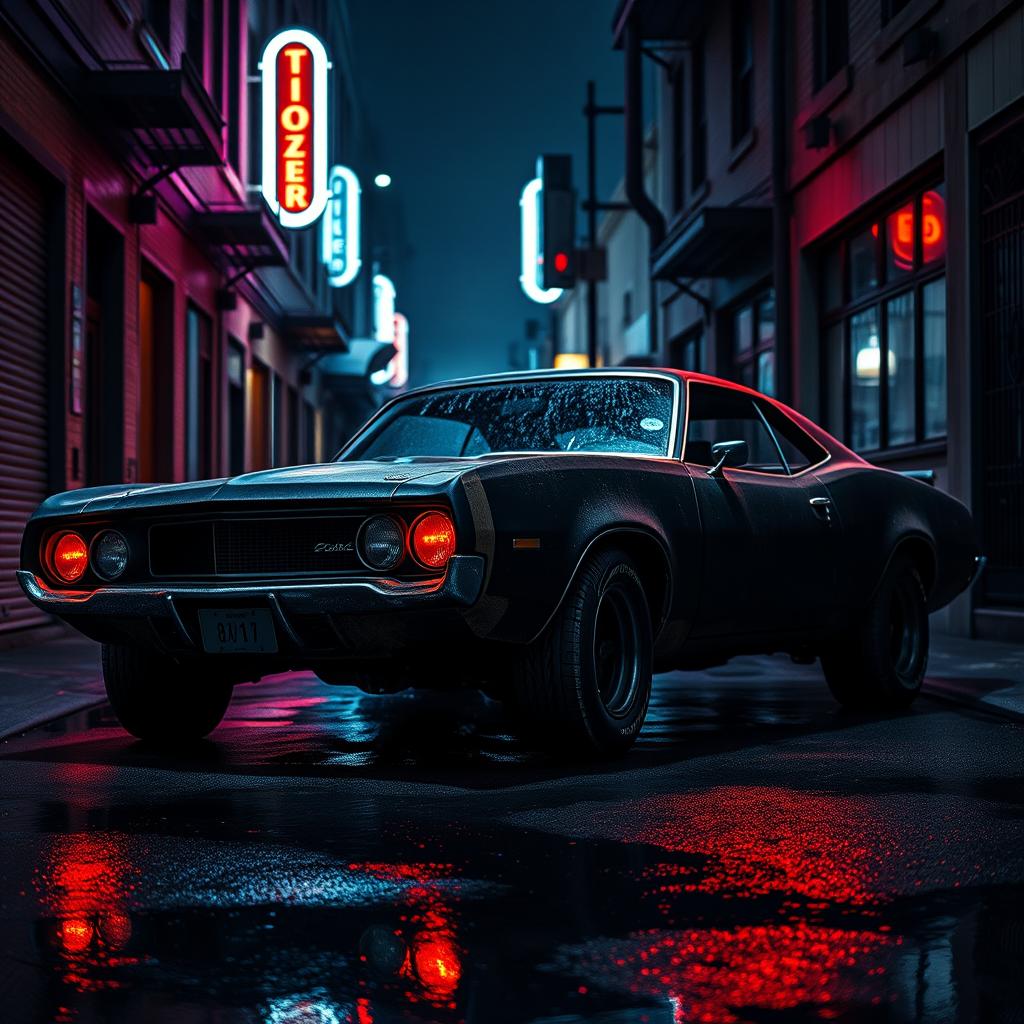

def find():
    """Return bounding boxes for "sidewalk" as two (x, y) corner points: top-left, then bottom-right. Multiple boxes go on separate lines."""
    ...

(924, 632), (1024, 721)
(0, 633), (103, 739)
(0, 629), (1020, 742)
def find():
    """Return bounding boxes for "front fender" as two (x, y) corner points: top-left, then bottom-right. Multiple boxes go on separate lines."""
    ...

(444, 457), (701, 645)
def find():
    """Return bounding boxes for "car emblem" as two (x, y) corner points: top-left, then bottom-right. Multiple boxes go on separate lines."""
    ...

(314, 541), (354, 553)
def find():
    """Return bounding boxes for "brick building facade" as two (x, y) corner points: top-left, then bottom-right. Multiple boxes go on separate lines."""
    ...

(0, 0), (391, 642)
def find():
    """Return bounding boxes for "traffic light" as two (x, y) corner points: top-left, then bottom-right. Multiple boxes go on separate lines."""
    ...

(537, 154), (576, 290)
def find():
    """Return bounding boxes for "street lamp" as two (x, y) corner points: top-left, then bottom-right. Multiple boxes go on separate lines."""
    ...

(374, 173), (392, 189)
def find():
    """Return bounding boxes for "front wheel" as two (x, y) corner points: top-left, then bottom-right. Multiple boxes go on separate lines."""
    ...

(102, 644), (233, 742)
(513, 548), (653, 756)
(821, 555), (929, 710)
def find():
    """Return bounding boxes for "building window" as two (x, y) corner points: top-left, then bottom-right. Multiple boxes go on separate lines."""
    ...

(730, 289), (775, 394)
(731, 0), (754, 146)
(691, 38), (707, 191)
(143, 0), (171, 51)
(185, 1), (205, 81)
(186, 304), (213, 480)
(227, 0), (242, 169)
(669, 327), (703, 372)
(211, 0), (225, 112)
(882, 0), (913, 24)
(822, 183), (948, 454)
(272, 373), (284, 467)
(670, 62), (685, 213)
(812, 0), (849, 91)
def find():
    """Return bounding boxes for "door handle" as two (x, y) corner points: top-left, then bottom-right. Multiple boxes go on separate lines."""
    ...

(809, 496), (833, 522)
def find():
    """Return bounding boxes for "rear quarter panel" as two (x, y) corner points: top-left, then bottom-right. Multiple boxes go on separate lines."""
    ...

(820, 462), (979, 613)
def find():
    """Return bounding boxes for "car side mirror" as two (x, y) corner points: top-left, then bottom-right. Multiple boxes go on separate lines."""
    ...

(707, 440), (749, 477)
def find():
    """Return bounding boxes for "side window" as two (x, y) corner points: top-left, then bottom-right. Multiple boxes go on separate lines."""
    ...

(757, 400), (829, 473)
(684, 384), (786, 473)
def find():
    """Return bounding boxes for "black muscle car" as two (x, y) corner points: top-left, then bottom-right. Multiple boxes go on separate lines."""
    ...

(18, 370), (982, 754)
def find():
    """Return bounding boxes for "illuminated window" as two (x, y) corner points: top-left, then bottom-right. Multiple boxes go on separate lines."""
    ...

(821, 182), (947, 453)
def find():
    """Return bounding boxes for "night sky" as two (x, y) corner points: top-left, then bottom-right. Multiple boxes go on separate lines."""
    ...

(349, 0), (624, 386)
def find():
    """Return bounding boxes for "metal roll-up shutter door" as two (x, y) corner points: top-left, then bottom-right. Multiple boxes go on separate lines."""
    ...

(0, 145), (50, 634)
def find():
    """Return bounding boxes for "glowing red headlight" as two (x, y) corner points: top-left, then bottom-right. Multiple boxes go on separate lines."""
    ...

(410, 512), (456, 570)
(51, 532), (89, 583)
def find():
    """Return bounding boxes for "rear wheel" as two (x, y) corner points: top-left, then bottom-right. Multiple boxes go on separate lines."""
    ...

(513, 548), (653, 756)
(102, 644), (233, 742)
(821, 555), (929, 710)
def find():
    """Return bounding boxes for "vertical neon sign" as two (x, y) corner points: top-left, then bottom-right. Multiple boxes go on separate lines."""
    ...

(322, 165), (361, 287)
(260, 29), (330, 228)
(520, 177), (562, 304)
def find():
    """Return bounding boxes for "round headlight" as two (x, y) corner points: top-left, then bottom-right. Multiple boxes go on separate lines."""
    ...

(92, 530), (129, 580)
(358, 516), (405, 571)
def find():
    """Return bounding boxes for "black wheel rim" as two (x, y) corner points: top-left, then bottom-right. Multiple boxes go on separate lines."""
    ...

(888, 576), (922, 683)
(593, 582), (642, 718)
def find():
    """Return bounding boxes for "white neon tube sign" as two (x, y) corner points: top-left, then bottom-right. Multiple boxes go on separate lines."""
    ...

(322, 165), (361, 287)
(371, 275), (398, 385)
(260, 28), (331, 229)
(519, 177), (562, 304)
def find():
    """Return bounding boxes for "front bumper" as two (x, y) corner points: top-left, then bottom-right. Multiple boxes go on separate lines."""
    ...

(16, 555), (485, 657)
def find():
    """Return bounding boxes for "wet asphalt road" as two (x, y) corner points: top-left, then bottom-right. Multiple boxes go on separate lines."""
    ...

(1, 657), (1023, 1024)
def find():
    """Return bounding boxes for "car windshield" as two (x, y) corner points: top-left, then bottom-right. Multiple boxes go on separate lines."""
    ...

(341, 375), (678, 460)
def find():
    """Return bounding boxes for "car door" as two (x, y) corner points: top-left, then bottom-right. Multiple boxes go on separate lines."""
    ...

(683, 382), (839, 640)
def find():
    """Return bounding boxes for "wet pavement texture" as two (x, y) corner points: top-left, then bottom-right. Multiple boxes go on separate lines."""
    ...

(1, 657), (1023, 1023)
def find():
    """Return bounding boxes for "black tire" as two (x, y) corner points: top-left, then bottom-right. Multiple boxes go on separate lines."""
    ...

(513, 547), (653, 756)
(102, 644), (233, 742)
(821, 555), (929, 710)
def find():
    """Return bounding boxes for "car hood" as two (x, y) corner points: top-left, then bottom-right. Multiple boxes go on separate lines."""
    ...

(33, 458), (490, 517)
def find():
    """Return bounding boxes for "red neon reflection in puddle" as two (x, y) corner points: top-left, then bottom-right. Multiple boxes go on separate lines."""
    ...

(349, 861), (463, 1008)
(35, 833), (141, 991)
(611, 786), (900, 905)
(567, 786), (902, 1021)
(573, 923), (895, 1024)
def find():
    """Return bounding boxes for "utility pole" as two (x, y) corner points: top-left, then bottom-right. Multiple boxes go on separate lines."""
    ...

(582, 81), (626, 368)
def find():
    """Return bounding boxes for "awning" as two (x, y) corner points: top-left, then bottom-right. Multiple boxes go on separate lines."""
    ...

(280, 314), (349, 354)
(87, 60), (222, 168)
(612, 0), (704, 47)
(319, 339), (398, 379)
(194, 208), (289, 269)
(651, 206), (773, 280)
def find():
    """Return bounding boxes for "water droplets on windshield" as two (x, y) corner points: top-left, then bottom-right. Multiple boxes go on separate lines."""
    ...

(345, 377), (677, 461)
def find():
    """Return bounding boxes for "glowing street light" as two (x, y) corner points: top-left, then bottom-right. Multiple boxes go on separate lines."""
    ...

(374, 173), (392, 189)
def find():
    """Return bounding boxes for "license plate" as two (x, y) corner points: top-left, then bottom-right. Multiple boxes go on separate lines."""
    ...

(198, 608), (278, 654)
